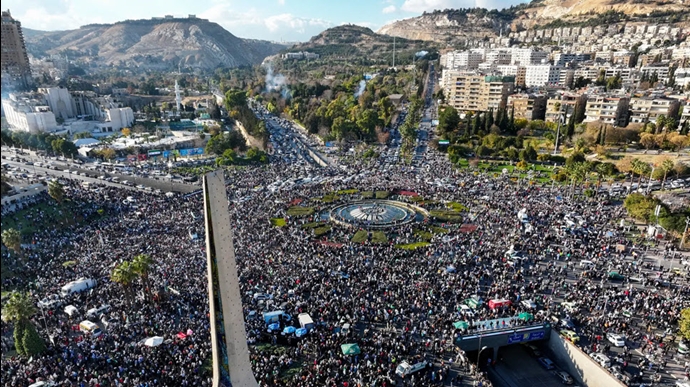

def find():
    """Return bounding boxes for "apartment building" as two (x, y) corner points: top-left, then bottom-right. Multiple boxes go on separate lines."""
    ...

(507, 93), (547, 120)
(1, 10), (32, 89)
(545, 93), (588, 123)
(2, 94), (58, 132)
(442, 50), (484, 70)
(553, 53), (591, 66)
(443, 71), (514, 112)
(524, 65), (561, 87)
(584, 96), (630, 126)
(629, 96), (680, 124)
(511, 48), (548, 66)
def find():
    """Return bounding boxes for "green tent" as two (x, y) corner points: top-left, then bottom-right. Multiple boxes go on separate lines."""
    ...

(518, 312), (534, 321)
(341, 343), (361, 356)
(453, 321), (470, 329)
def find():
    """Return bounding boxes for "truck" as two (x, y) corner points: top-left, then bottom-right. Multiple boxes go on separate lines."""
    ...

(298, 313), (314, 331)
(263, 310), (291, 324)
(395, 360), (429, 378)
(61, 278), (97, 296)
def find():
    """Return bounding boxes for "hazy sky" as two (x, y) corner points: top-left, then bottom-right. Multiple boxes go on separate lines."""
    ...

(5, 0), (527, 41)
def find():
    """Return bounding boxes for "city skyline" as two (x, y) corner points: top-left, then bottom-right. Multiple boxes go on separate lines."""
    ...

(4, 0), (528, 42)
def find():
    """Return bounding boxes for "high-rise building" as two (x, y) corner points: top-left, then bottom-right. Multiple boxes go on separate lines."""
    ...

(1, 10), (32, 90)
(443, 71), (514, 112)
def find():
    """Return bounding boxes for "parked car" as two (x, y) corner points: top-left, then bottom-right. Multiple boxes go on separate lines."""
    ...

(395, 360), (429, 378)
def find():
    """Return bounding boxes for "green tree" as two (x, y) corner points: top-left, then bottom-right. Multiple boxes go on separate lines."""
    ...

(48, 180), (65, 204)
(660, 158), (675, 190)
(680, 308), (690, 340)
(1, 292), (40, 356)
(624, 193), (658, 222)
(224, 89), (247, 110)
(21, 323), (45, 356)
(438, 106), (460, 135)
(2, 228), (21, 255)
(131, 254), (155, 301)
(519, 145), (537, 161)
(111, 261), (137, 305)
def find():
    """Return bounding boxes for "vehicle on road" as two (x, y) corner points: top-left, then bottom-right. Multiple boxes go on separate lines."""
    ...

(537, 357), (555, 370)
(606, 333), (625, 347)
(522, 343), (542, 357)
(79, 320), (103, 337)
(560, 330), (580, 343)
(553, 370), (574, 385)
(61, 278), (97, 296)
(590, 352), (611, 367)
(395, 360), (429, 378)
(86, 304), (111, 319)
(37, 295), (62, 309)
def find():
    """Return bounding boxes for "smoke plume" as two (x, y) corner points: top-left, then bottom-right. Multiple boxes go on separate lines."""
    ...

(354, 80), (366, 98)
(263, 61), (291, 99)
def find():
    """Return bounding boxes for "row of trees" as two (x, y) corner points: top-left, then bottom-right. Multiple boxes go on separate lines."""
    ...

(224, 89), (268, 144)
(1, 129), (78, 157)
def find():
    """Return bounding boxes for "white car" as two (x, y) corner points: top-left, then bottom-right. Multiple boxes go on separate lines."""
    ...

(395, 360), (429, 378)
(607, 333), (625, 347)
(458, 304), (475, 318)
(521, 299), (537, 309)
(37, 295), (62, 309)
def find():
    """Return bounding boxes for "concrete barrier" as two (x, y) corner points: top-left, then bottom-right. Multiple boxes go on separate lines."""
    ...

(546, 333), (625, 387)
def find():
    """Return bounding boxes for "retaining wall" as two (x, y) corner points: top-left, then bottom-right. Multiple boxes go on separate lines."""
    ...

(546, 333), (625, 387)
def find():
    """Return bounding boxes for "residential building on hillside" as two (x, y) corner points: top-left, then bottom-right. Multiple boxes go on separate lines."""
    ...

(584, 96), (630, 126)
(442, 50), (484, 70)
(507, 93), (547, 120)
(629, 96), (680, 124)
(511, 48), (548, 66)
(545, 92), (588, 123)
(1, 10), (32, 89)
(553, 53), (591, 66)
(443, 71), (514, 112)
(524, 65), (561, 87)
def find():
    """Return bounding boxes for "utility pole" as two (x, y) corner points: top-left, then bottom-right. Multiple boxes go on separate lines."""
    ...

(553, 104), (569, 155)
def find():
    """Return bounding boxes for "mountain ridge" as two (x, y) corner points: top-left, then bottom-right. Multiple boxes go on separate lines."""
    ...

(22, 18), (286, 70)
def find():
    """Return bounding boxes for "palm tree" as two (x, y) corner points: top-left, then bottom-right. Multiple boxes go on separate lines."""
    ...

(660, 159), (674, 190)
(595, 163), (610, 196)
(2, 228), (22, 256)
(1, 291), (41, 356)
(48, 180), (65, 204)
(111, 261), (137, 305)
(131, 254), (155, 301)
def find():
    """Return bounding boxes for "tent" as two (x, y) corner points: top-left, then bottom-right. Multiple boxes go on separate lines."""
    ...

(453, 321), (469, 330)
(518, 312), (534, 322)
(282, 326), (296, 335)
(144, 336), (164, 347)
(295, 328), (308, 337)
(268, 323), (280, 331)
(341, 343), (361, 356)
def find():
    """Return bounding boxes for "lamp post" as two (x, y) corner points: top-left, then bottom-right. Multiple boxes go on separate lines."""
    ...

(553, 104), (569, 156)
(477, 345), (489, 371)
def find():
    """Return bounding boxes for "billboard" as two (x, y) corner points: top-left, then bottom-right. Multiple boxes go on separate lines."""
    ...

(148, 149), (162, 157)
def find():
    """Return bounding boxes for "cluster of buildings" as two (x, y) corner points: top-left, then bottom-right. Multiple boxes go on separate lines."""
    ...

(439, 24), (690, 129)
(2, 87), (134, 134)
(280, 51), (320, 60)
(504, 88), (689, 128)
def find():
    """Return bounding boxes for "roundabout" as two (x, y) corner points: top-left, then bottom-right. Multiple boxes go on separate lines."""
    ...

(329, 199), (427, 229)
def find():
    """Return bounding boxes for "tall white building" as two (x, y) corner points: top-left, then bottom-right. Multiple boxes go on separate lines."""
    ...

(524, 65), (561, 87)
(442, 50), (484, 70)
(38, 87), (74, 120)
(2, 95), (57, 132)
(511, 48), (548, 66)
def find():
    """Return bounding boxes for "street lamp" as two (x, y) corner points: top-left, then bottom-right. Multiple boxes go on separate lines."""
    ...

(553, 104), (570, 155)
(477, 345), (490, 371)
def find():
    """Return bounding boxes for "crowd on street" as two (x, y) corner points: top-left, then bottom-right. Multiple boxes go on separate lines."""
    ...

(1, 131), (689, 387)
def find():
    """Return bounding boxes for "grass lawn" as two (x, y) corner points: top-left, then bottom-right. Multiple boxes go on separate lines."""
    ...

(270, 218), (287, 227)
(320, 194), (340, 203)
(361, 191), (374, 199)
(371, 231), (388, 244)
(446, 202), (468, 211)
(301, 222), (324, 229)
(375, 191), (389, 199)
(336, 189), (359, 195)
(429, 210), (464, 223)
(286, 206), (315, 217)
(414, 229), (433, 241)
(313, 225), (331, 236)
(396, 242), (431, 250)
(1, 202), (79, 237)
(430, 226), (450, 234)
(352, 230), (368, 243)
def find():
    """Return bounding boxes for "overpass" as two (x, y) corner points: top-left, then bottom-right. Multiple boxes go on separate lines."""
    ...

(455, 322), (552, 362)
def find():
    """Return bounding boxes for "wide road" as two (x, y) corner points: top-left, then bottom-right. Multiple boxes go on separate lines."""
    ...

(489, 345), (564, 387)
(3, 159), (199, 194)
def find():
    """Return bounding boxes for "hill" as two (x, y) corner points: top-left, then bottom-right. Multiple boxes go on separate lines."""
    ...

(377, 0), (690, 43)
(23, 18), (286, 70)
(288, 24), (433, 60)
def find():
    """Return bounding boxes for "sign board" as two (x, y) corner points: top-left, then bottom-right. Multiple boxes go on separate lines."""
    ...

(148, 150), (162, 157)
(438, 140), (450, 145)
(507, 330), (544, 344)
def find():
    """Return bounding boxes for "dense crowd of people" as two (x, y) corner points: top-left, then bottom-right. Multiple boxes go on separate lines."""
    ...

(1, 130), (688, 387)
